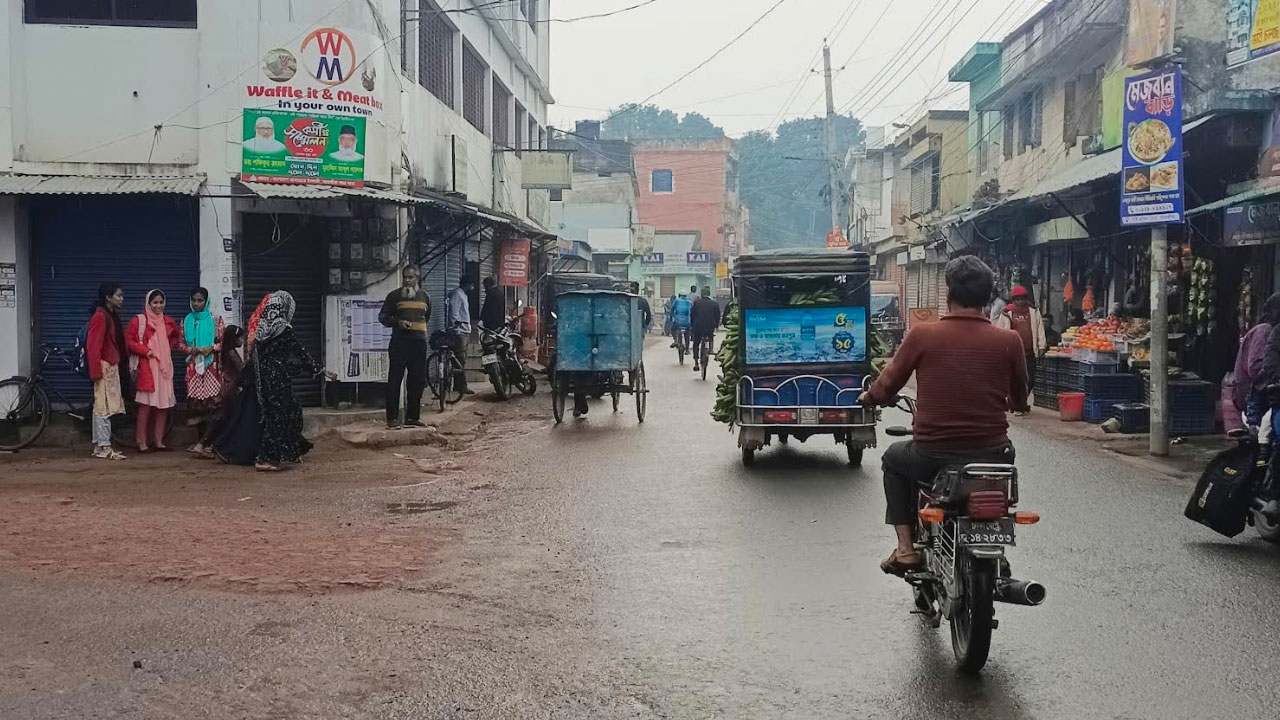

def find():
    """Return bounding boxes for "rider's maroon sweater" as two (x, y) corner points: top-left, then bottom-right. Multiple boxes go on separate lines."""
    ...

(865, 313), (1029, 450)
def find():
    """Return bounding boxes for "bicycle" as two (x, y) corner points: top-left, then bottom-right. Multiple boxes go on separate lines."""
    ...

(671, 326), (689, 365)
(693, 334), (713, 381)
(427, 324), (467, 413)
(0, 343), (172, 452)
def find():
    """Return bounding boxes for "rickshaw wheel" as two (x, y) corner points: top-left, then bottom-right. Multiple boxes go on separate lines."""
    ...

(612, 392), (620, 412)
(634, 363), (647, 422)
(741, 447), (755, 467)
(845, 435), (864, 467)
(551, 375), (566, 424)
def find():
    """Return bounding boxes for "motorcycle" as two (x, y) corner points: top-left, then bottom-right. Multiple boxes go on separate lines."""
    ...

(885, 397), (1047, 674)
(480, 317), (537, 400)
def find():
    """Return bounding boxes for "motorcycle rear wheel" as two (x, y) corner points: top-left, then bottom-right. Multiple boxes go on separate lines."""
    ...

(516, 372), (537, 396)
(950, 557), (996, 674)
(1254, 509), (1280, 543)
(488, 366), (510, 400)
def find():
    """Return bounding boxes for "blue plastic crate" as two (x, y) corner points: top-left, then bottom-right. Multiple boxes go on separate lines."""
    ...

(1170, 413), (1214, 435)
(1110, 403), (1150, 433)
(1084, 398), (1120, 423)
(1083, 373), (1142, 398)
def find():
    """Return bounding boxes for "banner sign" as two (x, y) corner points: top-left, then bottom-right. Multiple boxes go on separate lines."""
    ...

(640, 253), (665, 266)
(521, 151), (573, 189)
(1126, 0), (1177, 66)
(687, 251), (712, 264)
(1224, 198), (1280, 247)
(743, 306), (867, 365)
(243, 26), (387, 187)
(242, 110), (366, 186)
(1227, 1), (1280, 67)
(1261, 100), (1280, 178)
(1120, 67), (1184, 226)
(499, 239), (531, 286)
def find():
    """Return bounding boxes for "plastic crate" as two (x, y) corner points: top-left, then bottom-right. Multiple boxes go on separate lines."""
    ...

(1110, 403), (1150, 433)
(1034, 392), (1060, 411)
(1083, 373), (1142, 398)
(1084, 398), (1120, 423)
(1075, 350), (1119, 364)
(1169, 413), (1214, 435)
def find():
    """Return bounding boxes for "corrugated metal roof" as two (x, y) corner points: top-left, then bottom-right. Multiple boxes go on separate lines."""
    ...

(1186, 182), (1280, 217)
(238, 182), (423, 204)
(0, 174), (204, 195)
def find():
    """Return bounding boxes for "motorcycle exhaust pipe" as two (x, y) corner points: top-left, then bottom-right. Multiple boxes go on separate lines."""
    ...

(995, 579), (1047, 606)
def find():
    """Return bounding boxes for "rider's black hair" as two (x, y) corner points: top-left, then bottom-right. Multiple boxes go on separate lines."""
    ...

(944, 256), (995, 310)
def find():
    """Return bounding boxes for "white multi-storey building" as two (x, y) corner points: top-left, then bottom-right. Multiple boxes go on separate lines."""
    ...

(0, 0), (557, 402)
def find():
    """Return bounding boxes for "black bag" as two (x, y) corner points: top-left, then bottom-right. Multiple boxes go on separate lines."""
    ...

(1184, 442), (1260, 538)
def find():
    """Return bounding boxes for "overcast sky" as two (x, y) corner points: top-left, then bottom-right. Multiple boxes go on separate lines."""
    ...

(547, 0), (1047, 137)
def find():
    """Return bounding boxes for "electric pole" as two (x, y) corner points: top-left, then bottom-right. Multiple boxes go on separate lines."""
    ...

(823, 43), (842, 243)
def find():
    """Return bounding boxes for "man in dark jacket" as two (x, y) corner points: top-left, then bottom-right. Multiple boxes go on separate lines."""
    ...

(480, 277), (506, 331)
(379, 265), (431, 429)
(690, 286), (721, 372)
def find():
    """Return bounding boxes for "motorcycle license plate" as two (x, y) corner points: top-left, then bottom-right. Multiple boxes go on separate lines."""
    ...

(957, 518), (1016, 546)
(481, 354), (499, 365)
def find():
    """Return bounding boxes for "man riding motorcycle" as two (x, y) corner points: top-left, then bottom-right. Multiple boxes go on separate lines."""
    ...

(859, 256), (1030, 576)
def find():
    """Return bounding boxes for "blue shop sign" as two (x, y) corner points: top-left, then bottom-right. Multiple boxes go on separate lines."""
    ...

(1120, 67), (1184, 226)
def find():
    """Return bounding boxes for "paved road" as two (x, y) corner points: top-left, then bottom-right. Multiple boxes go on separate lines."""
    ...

(531, 346), (1280, 719)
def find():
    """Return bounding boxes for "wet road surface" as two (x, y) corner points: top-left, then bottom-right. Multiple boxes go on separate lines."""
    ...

(534, 346), (1280, 718)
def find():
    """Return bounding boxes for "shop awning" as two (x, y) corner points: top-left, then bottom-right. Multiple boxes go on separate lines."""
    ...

(237, 181), (423, 205)
(0, 173), (205, 195)
(411, 187), (557, 240)
(1185, 182), (1280, 217)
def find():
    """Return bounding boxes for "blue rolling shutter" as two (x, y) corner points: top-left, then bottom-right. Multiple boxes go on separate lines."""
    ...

(31, 196), (199, 407)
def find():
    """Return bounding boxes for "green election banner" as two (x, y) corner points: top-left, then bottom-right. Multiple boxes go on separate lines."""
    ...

(241, 110), (365, 187)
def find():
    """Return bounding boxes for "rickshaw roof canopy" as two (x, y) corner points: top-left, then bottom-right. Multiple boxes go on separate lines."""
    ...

(734, 247), (871, 277)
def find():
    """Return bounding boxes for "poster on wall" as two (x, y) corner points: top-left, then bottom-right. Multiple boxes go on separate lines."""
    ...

(1227, 0), (1280, 67)
(0, 262), (15, 309)
(242, 26), (387, 187)
(1120, 67), (1184, 227)
(743, 306), (867, 365)
(241, 110), (366, 187)
(331, 297), (391, 382)
(1126, 0), (1177, 66)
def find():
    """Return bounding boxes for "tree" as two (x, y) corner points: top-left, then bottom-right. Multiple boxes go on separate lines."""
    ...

(738, 114), (863, 250)
(600, 104), (726, 141)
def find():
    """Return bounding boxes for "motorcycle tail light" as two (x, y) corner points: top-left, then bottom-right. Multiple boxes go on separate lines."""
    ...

(763, 410), (796, 423)
(967, 491), (1008, 521)
(918, 507), (945, 524)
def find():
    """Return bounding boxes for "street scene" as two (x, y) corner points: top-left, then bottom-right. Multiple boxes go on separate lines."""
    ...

(3, 0), (1280, 717)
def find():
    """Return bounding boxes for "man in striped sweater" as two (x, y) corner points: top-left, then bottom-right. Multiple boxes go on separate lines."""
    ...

(380, 265), (431, 429)
(861, 256), (1029, 576)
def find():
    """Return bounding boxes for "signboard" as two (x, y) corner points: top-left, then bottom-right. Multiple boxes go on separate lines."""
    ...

(743, 307), (867, 365)
(1224, 198), (1280, 246)
(499, 239), (531, 286)
(243, 26), (388, 187)
(0, 262), (15, 309)
(1227, 1), (1280, 67)
(521, 151), (573, 189)
(896, 251), (909, 266)
(1120, 67), (1184, 226)
(687, 251), (712, 264)
(908, 245), (926, 261)
(1126, 0), (1177, 66)
(640, 253), (665, 266)
(1261, 101), (1280, 178)
(242, 110), (366, 186)
(716, 261), (729, 279)
(638, 252), (713, 276)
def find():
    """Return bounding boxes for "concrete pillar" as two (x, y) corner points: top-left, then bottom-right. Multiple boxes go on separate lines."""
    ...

(198, 194), (241, 327)
(0, 197), (32, 377)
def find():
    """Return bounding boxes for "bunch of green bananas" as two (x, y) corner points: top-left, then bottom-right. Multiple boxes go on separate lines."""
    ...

(787, 288), (841, 306)
(711, 303), (742, 424)
(870, 330), (892, 379)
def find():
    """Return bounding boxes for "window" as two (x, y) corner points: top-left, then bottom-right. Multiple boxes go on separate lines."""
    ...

(461, 43), (486, 133)
(550, 188), (563, 202)
(909, 154), (939, 215)
(976, 113), (987, 174)
(1062, 80), (1077, 145)
(1018, 87), (1043, 153)
(514, 102), (526, 156)
(1003, 105), (1015, 160)
(651, 169), (674, 193)
(1030, 86), (1044, 148)
(520, 0), (538, 31)
(25, 0), (196, 26)
(492, 78), (512, 147)
(660, 275), (676, 298)
(419, 0), (455, 107)
(529, 117), (539, 150)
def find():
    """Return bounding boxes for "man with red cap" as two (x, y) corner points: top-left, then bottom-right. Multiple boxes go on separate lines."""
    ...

(995, 286), (1046, 412)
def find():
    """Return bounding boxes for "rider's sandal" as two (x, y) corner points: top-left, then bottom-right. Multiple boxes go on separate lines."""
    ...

(880, 549), (923, 576)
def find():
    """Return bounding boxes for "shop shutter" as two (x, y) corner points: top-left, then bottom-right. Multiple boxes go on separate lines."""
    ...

(31, 195), (198, 407)
(241, 213), (327, 406)
(420, 235), (462, 333)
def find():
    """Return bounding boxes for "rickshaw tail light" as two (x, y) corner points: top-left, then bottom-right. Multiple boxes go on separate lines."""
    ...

(919, 507), (945, 524)
(763, 410), (796, 423)
(819, 410), (848, 423)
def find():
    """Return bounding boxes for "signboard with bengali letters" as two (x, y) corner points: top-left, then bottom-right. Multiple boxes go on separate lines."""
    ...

(1120, 67), (1184, 226)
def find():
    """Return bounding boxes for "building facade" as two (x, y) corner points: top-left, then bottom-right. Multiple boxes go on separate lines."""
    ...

(549, 121), (637, 278)
(0, 0), (558, 402)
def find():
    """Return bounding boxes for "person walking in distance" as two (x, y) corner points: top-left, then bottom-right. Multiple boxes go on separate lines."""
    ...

(86, 283), (128, 460)
(125, 289), (182, 452)
(994, 286), (1046, 414)
(379, 265), (431, 429)
(447, 277), (474, 395)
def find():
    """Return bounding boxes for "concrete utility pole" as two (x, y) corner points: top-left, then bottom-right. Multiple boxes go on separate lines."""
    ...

(823, 43), (841, 237)
(1150, 226), (1169, 456)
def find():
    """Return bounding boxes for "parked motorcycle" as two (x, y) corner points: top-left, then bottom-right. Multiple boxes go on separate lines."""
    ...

(886, 397), (1047, 674)
(480, 317), (537, 400)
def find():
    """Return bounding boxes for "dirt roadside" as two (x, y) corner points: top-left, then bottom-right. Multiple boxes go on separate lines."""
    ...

(0, 393), (651, 719)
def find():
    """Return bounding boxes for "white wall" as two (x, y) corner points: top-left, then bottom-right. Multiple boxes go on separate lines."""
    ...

(0, 196), (31, 377)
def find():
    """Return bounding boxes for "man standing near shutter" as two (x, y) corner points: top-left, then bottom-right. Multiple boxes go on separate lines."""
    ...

(380, 265), (431, 428)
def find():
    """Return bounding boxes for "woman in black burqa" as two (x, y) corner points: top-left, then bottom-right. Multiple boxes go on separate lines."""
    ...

(210, 291), (334, 471)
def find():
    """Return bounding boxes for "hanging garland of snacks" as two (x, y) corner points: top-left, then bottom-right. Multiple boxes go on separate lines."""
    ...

(1238, 268), (1253, 336)
(1188, 257), (1216, 338)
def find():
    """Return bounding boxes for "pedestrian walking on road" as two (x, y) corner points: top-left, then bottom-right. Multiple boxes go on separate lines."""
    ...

(447, 277), (474, 395)
(182, 287), (225, 454)
(195, 324), (245, 459)
(125, 289), (181, 453)
(86, 283), (128, 460)
(380, 265), (431, 429)
(994, 285), (1046, 414)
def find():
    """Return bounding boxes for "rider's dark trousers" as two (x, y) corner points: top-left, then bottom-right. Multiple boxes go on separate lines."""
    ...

(386, 335), (427, 424)
(882, 440), (1015, 525)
